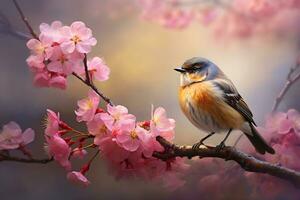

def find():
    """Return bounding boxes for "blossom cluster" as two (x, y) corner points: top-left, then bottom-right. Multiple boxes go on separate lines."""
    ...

(236, 109), (300, 198)
(166, 109), (300, 199)
(137, 0), (300, 39)
(0, 121), (34, 151)
(26, 21), (109, 89)
(43, 90), (188, 188)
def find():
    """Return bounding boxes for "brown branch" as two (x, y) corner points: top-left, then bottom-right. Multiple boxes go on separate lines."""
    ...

(83, 54), (91, 84)
(272, 63), (300, 112)
(0, 153), (53, 164)
(12, 0), (113, 105)
(72, 72), (114, 106)
(153, 136), (300, 188)
(71, 53), (114, 105)
(12, 0), (38, 39)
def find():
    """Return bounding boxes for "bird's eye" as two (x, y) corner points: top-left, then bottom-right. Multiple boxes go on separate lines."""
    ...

(189, 62), (205, 71)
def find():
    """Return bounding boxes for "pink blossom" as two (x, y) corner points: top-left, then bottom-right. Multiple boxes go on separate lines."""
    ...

(47, 46), (83, 75)
(100, 104), (136, 131)
(60, 21), (97, 54)
(45, 109), (60, 136)
(150, 107), (175, 140)
(87, 113), (107, 136)
(87, 113), (111, 145)
(67, 171), (90, 186)
(26, 55), (45, 71)
(116, 122), (150, 152)
(74, 57), (110, 82)
(72, 148), (88, 159)
(160, 9), (193, 29)
(46, 135), (71, 170)
(97, 135), (130, 162)
(32, 70), (50, 87)
(39, 21), (64, 43)
(197, 7), (219, 26)
(48, 75), (67, 90)
(0, 122), (35, 150)
(75, 90), (100, 122)
(26, 35), (53, 60)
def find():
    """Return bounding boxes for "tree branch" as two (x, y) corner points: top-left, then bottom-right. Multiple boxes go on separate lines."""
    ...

(272, 63), (300, 112)
(12, 0), (38, 39)
(153, 136), (300, 188)
(72, 72), (114, 106)
(0, 153), (53, 164)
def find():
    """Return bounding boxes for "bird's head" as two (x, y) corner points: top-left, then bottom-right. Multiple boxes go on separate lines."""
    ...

(174, 57), (221, 87)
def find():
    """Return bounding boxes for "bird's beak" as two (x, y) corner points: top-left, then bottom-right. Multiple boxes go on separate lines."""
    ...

(174, 67), (186, 73)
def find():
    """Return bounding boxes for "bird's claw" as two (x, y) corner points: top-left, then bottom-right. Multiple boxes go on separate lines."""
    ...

(192, 141), (203, 150)
(216, 142), (226, 152)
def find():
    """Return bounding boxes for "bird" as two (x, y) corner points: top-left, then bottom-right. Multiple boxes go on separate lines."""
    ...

(174, 57), (275, 154)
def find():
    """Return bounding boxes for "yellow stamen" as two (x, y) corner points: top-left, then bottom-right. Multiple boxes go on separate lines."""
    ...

(130, 131), (138, 139)
(71, 35), (81, 44)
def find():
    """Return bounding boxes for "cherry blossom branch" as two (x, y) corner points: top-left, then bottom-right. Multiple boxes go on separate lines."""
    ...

(72, 71), (113, 106)
(77, 53), (113, 105)
(235, 61), (300, 146)
(11, 0), (114, 106)
(153, 136), (300, 188)
(0, 152), (53, 164)
(0, 11), (30, 40)
(272, 62), (300, 112)
(12, 0), (38, 39)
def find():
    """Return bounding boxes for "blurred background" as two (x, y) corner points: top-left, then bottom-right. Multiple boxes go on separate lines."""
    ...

(0, 0), (299, 199)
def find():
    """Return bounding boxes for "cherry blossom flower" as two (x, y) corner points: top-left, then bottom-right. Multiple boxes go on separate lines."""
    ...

(150, 107), (175, 140)
(32, 70), (50, 87)
(60, 21), (97, 54)
(74, 57), (110, 82)
(0, 122), (35, 150)
(67, 171), (90, 186)
(159, 9), (193, 29)
(45, 135), (71, 170)
(39, 21), (64, 43)
(100, 104), (136, 131)
(47, 46), (83, 75)
(26, 55), (45, 71)
(138, 0), (300, 39)
(72, 148), (88, 159)
(75, 90), (100, 122)
(116, 122), (150, 152)
(97, 136), (130, 163)
(87, 113), (111, 146)
(26, 35), (54, 60)
(45, 109), (60, 136)
(48, 75), (67, 90)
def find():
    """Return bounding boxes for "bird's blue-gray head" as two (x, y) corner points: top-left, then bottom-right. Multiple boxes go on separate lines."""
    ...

(174, 57), (222, 87)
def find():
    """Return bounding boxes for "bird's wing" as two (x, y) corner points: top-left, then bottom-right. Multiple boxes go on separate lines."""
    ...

(213, 79), (256, 126)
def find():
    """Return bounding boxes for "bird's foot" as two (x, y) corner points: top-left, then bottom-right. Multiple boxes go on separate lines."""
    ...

(216, 142), (226, 152)
(192, 141), (204, 150)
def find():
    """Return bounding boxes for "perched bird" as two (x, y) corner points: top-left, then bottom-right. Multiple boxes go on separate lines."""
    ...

(175, 57), (275, 154)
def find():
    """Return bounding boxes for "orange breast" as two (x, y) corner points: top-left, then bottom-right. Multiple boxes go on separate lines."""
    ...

(179, 82), (245, 130)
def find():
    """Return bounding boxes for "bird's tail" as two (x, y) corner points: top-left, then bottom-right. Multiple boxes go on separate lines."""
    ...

(243, 124), (275, 155)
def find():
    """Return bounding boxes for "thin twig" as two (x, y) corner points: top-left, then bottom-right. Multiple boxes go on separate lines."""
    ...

(233, 133), (243, 147)
(272, 63), (300, 112)
(0, 153), (53, 164)
(153, 136), (300, 188)
(72, 72), (114, 106)
(12, 0), (38, 39)
(83, 54), (91, 84)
